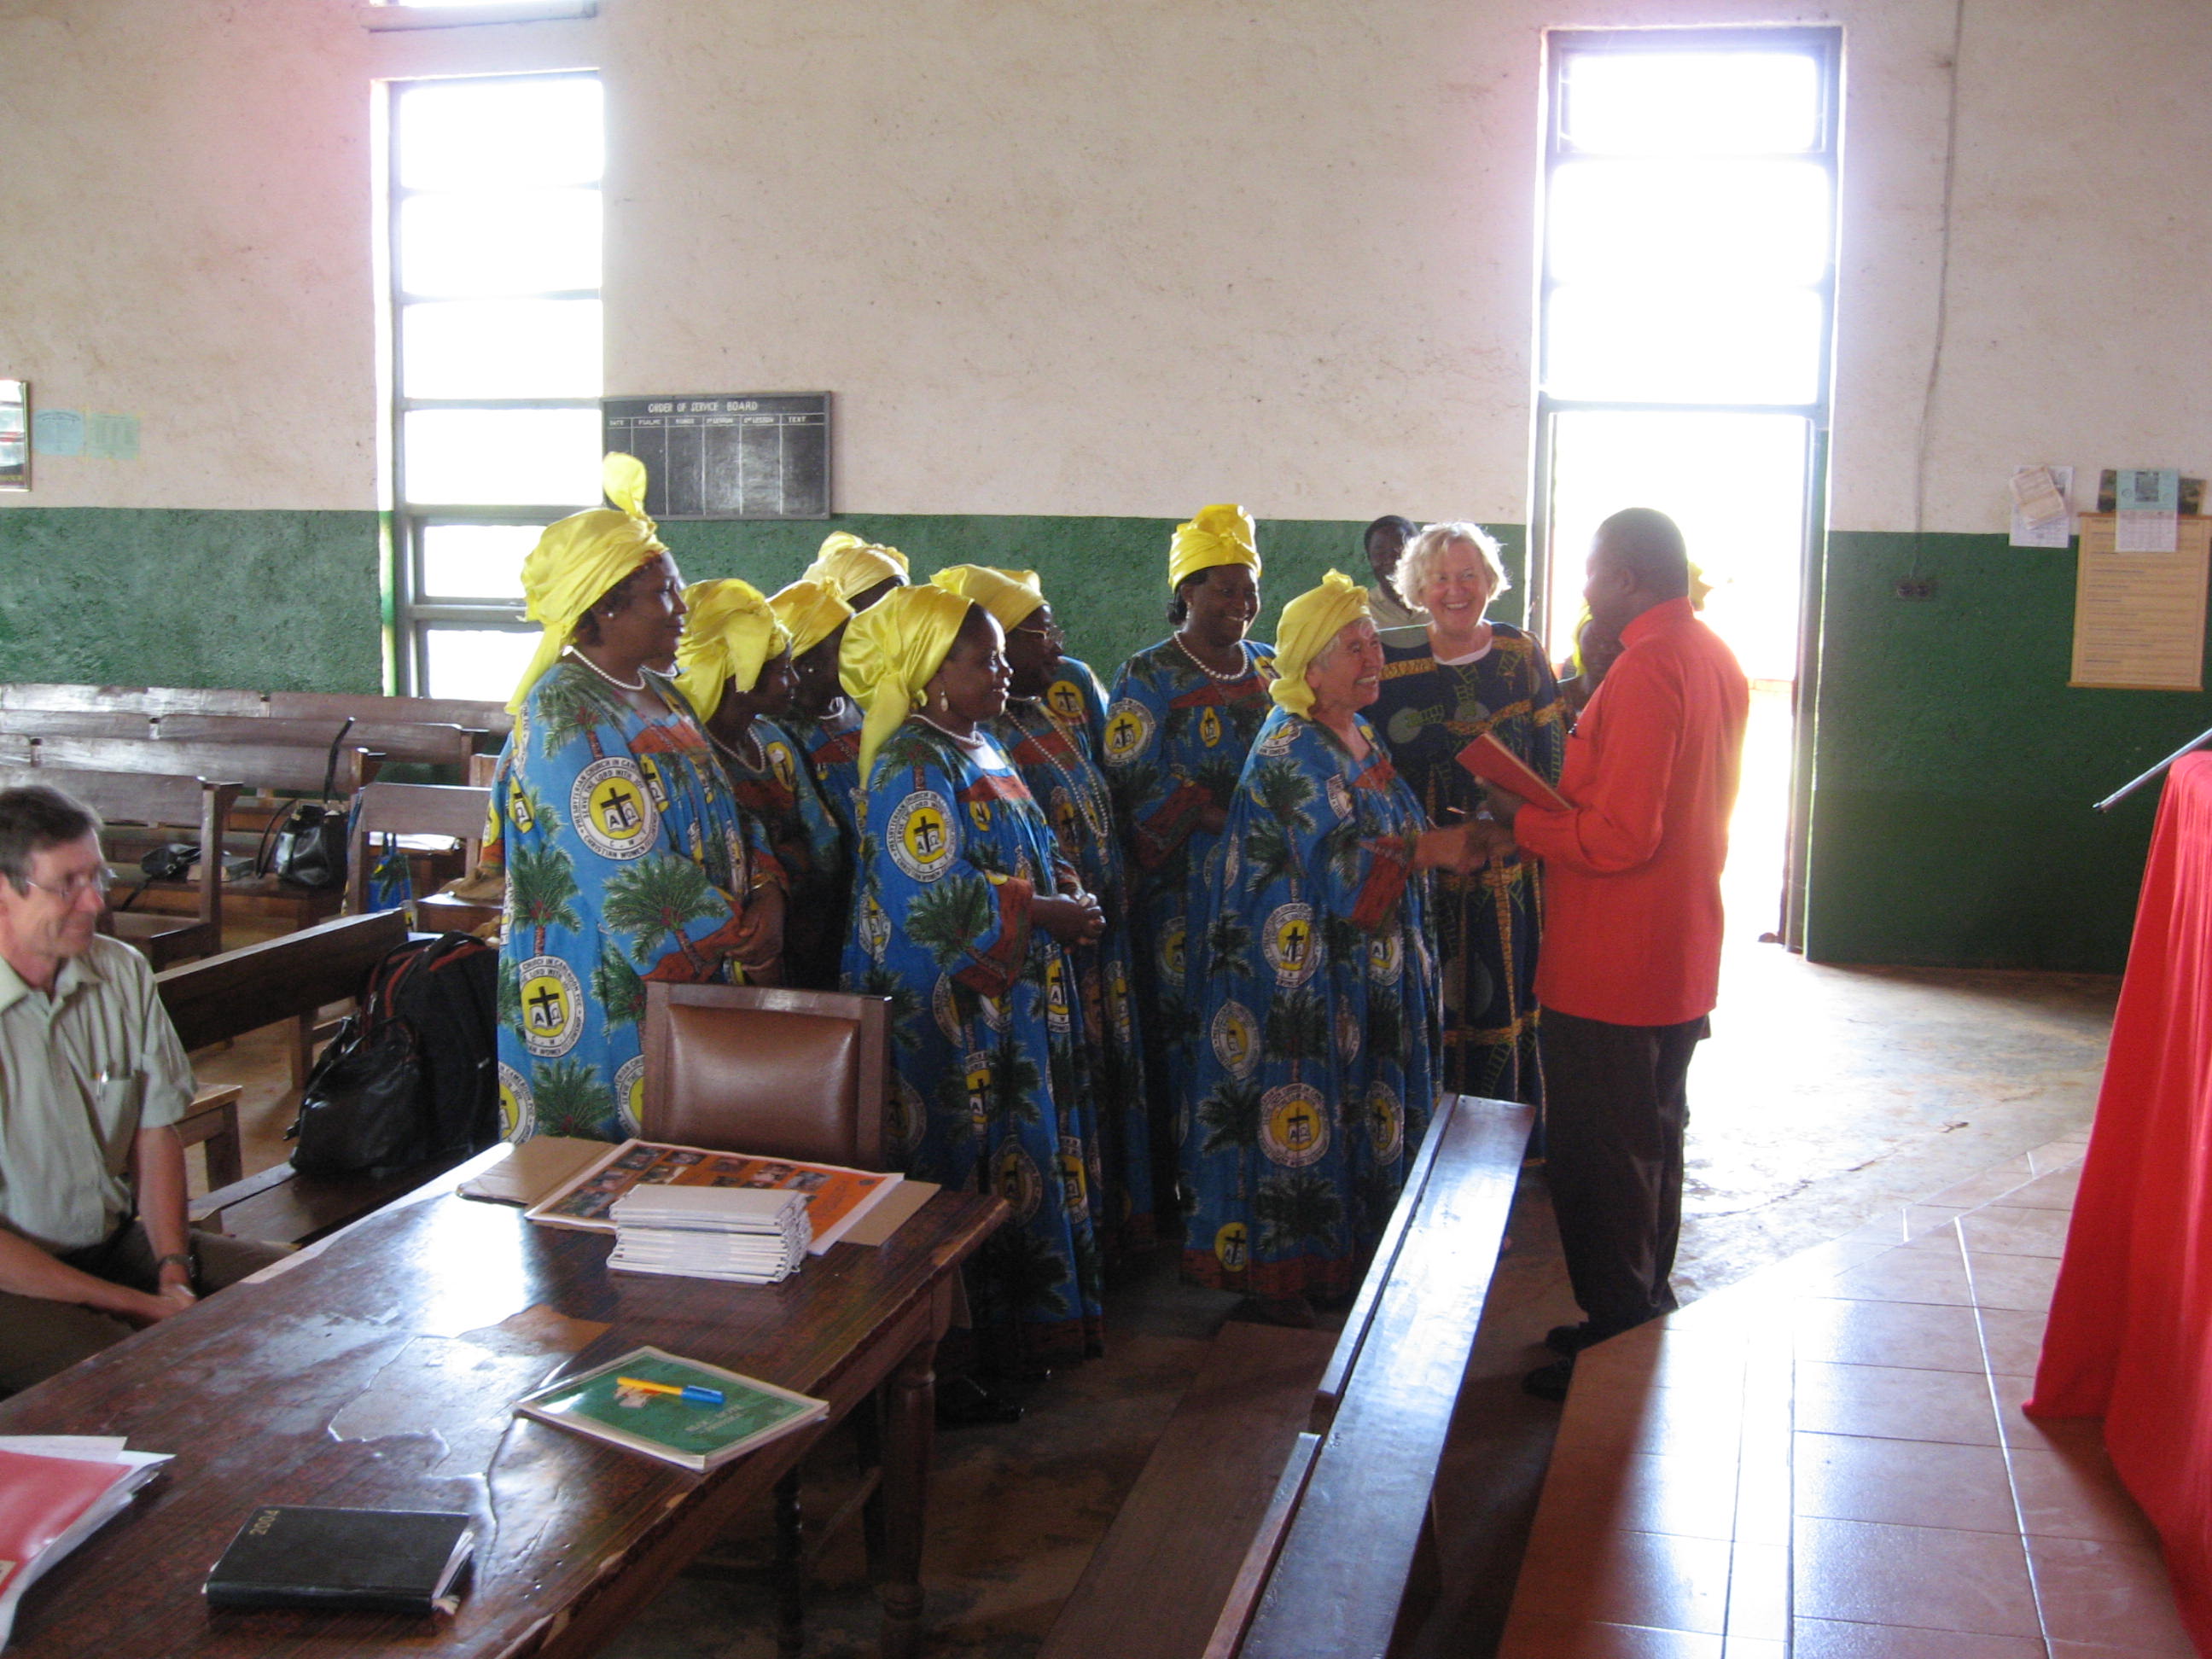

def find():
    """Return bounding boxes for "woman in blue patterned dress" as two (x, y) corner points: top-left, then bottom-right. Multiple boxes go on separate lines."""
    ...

(1371, 522), (1566, 1103)
(1103, 504), (1275, 1159)
(1183, 572), (1480, 1319)
(492, 457), (783, 1144)
(934, 564), (1157, 1254)
(840, 585), (1109, 1368)
(676, 579), (847, 991)
(769, 578), (864, 843)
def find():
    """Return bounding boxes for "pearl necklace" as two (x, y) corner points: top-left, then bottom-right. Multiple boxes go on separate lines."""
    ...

(1174, 633), (1249, 684)
(564, 649), (648, 693)
(1011, 700), (1111, 840)
(710, 724), (765, 775)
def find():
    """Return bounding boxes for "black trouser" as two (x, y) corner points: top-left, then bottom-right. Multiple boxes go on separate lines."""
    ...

(1539, 1006), (1709, 1339)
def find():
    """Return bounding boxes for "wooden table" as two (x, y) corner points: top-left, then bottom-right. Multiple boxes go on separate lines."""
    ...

(0, 1151), (1008, 1659)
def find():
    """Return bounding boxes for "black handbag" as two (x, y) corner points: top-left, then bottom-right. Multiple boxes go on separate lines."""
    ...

(259, 719), (353, 890)
(288, 1011), (425, 1178)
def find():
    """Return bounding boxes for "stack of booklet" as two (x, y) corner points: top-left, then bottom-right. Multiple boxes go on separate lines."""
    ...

(606, 1185), (813, 1284)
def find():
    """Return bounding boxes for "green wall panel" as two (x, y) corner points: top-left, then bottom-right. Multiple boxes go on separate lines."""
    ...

(1803, 529), (2210, 972)
(0, 508), (384, 693)
(656, 514), (1529, 684)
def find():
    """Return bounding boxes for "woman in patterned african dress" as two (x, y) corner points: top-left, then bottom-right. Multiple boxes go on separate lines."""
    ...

(840, 585), (1110, 1368)
(1183, 573), (1481, 1321)
(492, 457), (783, 1144)
(934, 565), (1157, 1254)
(676, 579), (847, 991)
(1103, 504), (1275, 1173)
(1371, 522), (1565, 1103)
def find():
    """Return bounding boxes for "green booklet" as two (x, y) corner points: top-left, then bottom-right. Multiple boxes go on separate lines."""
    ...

(514, 1347), (829, 1473)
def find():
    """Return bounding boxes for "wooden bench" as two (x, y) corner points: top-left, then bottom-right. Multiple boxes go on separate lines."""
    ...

(1039, 1093), (1533, 1659)
(153, 910), (469, 1246)
(346, 781), (492, 918)
(179, 1084), (244, 1190)
(0, 683), (512, 746)
(0, 711), (475, 775)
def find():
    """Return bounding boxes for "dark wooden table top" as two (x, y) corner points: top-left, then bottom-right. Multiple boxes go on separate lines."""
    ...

(0, 1154), (1007, 1657)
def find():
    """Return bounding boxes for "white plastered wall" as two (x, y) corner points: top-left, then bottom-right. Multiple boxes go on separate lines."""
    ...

(0, 0), (2204, 531)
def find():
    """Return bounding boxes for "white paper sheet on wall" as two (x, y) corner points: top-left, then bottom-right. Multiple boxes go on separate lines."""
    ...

(2114, 468), (2180, 553)
(2009, 465), (2074, 548)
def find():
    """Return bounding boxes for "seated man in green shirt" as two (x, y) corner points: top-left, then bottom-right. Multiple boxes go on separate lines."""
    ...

(0, 784), (284, 1395)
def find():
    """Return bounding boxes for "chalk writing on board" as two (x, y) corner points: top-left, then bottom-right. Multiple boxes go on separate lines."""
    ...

(602, 393), (831, 521)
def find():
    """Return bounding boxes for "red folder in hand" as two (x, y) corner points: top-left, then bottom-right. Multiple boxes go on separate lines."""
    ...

(1454, 732), (1571, 812)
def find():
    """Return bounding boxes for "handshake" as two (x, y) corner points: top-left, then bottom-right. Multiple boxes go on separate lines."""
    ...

(1413, 817), (1518, 876)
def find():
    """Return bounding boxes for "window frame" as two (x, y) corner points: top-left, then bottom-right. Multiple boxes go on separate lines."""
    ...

(385, 68), (603, 696)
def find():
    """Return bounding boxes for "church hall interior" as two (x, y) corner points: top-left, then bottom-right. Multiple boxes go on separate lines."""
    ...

(1, 0), (2207, 1655)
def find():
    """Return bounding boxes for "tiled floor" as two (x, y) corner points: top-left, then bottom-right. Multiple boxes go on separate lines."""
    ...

(1499, 1134), (2197, 1658)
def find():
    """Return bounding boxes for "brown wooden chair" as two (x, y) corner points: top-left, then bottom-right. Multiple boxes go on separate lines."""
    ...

(640, 980), (893, 1658)
(640, 981), (889, 1173)
(344, 781), (492, 916)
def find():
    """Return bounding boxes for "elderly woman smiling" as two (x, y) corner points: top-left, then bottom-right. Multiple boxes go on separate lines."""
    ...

(1180, 571), (1481, 1324)
(1371, 521), (1565, 1106)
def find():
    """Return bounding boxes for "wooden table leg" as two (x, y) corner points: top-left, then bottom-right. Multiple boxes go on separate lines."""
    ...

(876, 1334), (938, 1659)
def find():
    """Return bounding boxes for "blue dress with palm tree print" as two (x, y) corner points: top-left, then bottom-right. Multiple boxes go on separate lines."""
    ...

(493, 661), (777, 1144)
(841, 719), (1107, 1365)
(1101, 637), (1276, 1151)
(1181, 706), (1442, 1301)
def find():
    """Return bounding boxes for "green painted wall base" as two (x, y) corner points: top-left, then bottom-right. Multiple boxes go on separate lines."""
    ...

(1803, 530), (2203, 973)
(656, 514), (1530, 682)
(0, 508), (384, 693)
(2, 506), (2187, 972)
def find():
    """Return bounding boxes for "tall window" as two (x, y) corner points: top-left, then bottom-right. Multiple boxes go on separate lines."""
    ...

(388, 72), (603, 698)
(1534, 29), (1840, 684)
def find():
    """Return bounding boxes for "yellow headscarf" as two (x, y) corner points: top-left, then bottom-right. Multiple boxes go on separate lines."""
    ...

(509, 453), (667, 713)
(673, 579), (790, 722)
(839, 585), (977, 787)
(1270, 570), (1371, 718)
(930, 565), (1045, 632)
(802, 531), (911, 604)
(768, 578), (853, 661)
(1167, 503), (1261, 589)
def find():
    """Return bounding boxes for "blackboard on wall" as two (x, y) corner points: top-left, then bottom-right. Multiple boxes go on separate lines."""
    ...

(602, 393), (830, 520)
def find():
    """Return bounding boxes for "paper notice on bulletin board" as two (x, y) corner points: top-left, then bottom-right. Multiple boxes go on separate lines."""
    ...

(2070, 513), (2211, 690)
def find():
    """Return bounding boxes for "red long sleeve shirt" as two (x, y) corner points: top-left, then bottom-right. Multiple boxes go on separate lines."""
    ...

(1512, 598), (1749, 1027)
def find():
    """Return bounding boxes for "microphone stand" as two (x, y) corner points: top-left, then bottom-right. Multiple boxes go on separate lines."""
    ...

(2093, 722), (2212, 812)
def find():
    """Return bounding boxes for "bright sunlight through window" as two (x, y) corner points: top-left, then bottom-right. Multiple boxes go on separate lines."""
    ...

(390, 72), (603, 698)
(1539, 35), (1837, 686)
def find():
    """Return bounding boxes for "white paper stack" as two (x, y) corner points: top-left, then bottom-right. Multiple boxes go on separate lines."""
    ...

(606, 1185), (813, 1284)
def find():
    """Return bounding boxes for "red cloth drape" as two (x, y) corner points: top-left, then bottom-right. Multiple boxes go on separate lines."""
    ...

(2031, 750), (2212, 1650)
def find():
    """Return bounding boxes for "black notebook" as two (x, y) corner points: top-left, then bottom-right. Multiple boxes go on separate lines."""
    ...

(204, 1505), (476, 1616)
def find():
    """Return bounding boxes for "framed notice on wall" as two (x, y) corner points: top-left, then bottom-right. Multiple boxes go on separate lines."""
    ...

(2069, 513), (2212, 691)
(602, 393), (830, 521)
(0, 381), (27, 491)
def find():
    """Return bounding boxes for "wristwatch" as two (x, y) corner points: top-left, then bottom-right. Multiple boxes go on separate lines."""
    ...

(155, 1250), (194, 1273)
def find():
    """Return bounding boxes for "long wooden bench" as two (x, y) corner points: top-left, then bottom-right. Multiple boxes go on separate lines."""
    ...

(1039, 1093), (1533, 1659)
(0, 682), (512, 746)
(0, 711), (476, 774)
(154, 910), (470, 1247)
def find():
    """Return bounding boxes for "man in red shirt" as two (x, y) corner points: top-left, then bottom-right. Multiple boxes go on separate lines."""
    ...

(1481, 508), (1749, 1400)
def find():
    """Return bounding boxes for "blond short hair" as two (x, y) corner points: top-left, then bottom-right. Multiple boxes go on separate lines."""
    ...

(1396, 522), (1510, 612)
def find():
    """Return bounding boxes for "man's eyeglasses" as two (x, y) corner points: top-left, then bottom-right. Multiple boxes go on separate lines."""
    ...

(18, 868), (116, 902)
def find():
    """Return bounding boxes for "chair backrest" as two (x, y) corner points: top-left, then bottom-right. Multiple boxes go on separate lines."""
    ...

(641, 981), (891, 1171)
(345, 782), (492, 912)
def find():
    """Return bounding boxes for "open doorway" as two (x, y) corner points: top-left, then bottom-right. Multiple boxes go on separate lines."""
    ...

(1534, 27), (1840, 943)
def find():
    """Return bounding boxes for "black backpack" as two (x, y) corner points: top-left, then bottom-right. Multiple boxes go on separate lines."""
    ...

(288, 933), (501, 1178)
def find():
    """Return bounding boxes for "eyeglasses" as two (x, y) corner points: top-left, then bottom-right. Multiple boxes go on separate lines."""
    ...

(1012, 619), (1065, 643)
(18, 867), (116, 902)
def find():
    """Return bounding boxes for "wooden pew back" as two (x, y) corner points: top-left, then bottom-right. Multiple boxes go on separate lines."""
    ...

(154, 908), (407, 1052)
(20, 733), (381, 796)
(346, 782), (492, 913)
(266, 690), (512, 744)
(0, 683), (265, 717)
